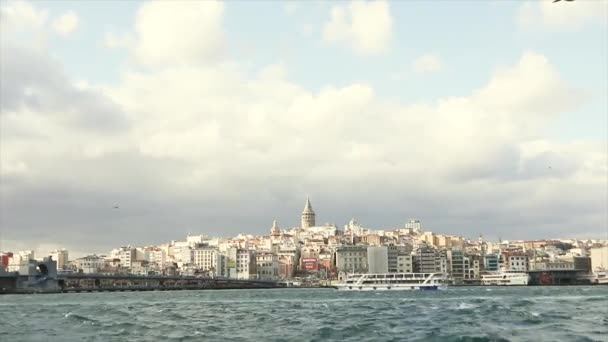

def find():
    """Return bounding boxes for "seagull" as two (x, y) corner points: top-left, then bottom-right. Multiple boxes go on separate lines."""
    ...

(113, 205), (119, 209)
(553, 0), (575, 3)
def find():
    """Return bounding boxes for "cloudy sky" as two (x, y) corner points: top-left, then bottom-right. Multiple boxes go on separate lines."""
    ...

(0, 0), (606, 256)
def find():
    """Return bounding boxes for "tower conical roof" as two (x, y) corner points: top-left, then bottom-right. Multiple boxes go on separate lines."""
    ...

(302, 197), (314, 213)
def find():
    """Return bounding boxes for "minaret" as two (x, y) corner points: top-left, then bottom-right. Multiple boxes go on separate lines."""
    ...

(301, 197), (316, 228)
(271, 219), (280, 237)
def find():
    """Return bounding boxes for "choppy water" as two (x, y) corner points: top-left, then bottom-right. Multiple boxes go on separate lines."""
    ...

(1, 287), (607, 341)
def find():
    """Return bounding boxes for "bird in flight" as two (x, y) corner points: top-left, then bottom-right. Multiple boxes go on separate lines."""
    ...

(113, 205), (119, 209)
(553, 0), (575, 3)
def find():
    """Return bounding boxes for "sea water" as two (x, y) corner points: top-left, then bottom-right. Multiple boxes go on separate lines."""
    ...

(1, 286), (607, 341)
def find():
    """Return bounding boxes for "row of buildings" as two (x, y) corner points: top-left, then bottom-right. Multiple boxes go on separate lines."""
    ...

(2, 199), (607, 283)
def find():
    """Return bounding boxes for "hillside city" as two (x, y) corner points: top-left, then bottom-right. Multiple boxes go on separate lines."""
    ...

(2, 198), (607, 285)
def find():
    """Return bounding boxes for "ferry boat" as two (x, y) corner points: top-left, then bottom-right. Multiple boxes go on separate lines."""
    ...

(581, 270), (608, 285)
(481, 271), (529, 286)
(335, 272), (449, 291)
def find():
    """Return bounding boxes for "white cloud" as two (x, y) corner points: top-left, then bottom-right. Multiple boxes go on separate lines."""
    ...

(518, 0), (607, 31)
(412, 53), (443, 74)
(0, 0), (47, 33)
(52, 10), (79, 36)
(133, 1), (224, 66)
(1, 1), (606, 251)
(323, 0), (393, 55)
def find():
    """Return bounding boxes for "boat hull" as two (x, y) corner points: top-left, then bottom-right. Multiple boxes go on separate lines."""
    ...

(336, 284), (447, 291)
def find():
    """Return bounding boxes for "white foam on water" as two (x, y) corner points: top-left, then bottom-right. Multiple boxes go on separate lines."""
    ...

(457, 302), (476, 310)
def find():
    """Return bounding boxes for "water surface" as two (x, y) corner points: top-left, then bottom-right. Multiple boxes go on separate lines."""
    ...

(1, 286), (607, 341)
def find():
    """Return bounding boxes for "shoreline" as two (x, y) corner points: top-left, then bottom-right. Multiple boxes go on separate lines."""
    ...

(5, 283), (608, 295)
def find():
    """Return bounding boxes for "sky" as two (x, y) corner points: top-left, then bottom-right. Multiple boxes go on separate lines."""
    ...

(0, 0), (607, 257)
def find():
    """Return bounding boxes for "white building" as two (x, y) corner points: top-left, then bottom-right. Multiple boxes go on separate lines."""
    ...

(73, 255), (105, 273)
(148, 249), (167, 267)
(397, 254), (414, 273)
(236, 250), (256, 279)
(336, 246), (368, 273)
(503, 253), (529, 272)
(256, 252), (279, 280)
(305, 225), (338, 239)
(590, 246), (608, 271)
(405, 219), (422, 233)
(50, 249), (69, 271)
(131, 260), (151, 275)
(194, 247), (227, 277)
(7, 250), (35, 272)
(194, 247), (217, 271)
(110, 246), (136, 268)
(172, 245), (194, 266)
(367, 246), (389, 274)
(186, 235), (208, 245)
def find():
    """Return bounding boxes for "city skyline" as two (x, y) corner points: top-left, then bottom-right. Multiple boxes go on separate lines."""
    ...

(3, 197), (607, 259)
(1, 0), (607, 255)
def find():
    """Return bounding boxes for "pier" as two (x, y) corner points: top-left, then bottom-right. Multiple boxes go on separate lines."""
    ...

(57, 273), (282, 293)
(0, 258), (283, 294)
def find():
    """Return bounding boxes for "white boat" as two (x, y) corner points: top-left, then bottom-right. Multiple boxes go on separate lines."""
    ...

(581, 270), (608, 285)
(335, 272), (449, 291)
(481, 271), (529, 286)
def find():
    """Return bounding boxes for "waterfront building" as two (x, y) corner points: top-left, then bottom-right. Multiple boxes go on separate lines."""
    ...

(301, 197), (316, 228)
(435, 250), (449, 274)
(278, 254), (297, 278)
(502, 252), (529, 272)
(484, 254), (499, 271)
(468, 254), (481, 279)
(172, 244), (194, 266)
(225, 247), (238, 278)
(396, 254), (414, 273)
(50, 249), (69, 271)
(415, 246), (436, 273)
(1, 252), (12, 270)
(110, 246), (136, 268)
(236, 250), (256, 279)
(131, 260), (151, 275)
(256, 252), (279, 280)
(367, 246), (389, 274)
(447, 249), (470, 282)
(7, 251), (35, 272)
(318, 251), (334, 277)
(194, 247), (227, 277)
(146, 248), (167, 268)
(387, 245), (412, 273)
(73, 255), (105, 274)
(336, 245), (368, 273)
(590, 246), (608, 271)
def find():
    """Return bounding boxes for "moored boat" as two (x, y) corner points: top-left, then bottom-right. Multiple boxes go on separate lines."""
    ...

(335, 272), (449, 291)
(580, 270), (608, 285)
(481, 271), (529, 286)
